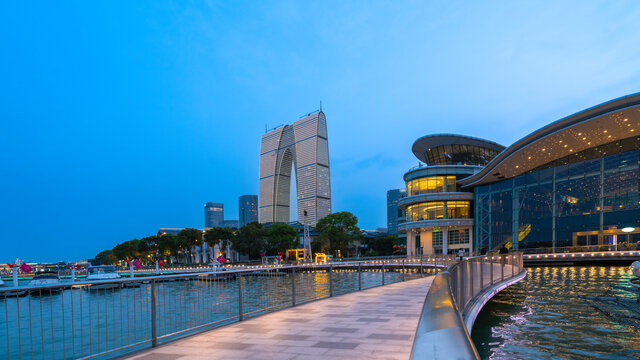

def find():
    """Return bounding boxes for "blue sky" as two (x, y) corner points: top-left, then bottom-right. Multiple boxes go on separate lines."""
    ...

(1, 1), (640, 262)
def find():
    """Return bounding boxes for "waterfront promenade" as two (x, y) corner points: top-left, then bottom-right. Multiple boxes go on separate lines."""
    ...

(125, 276), (435, 360)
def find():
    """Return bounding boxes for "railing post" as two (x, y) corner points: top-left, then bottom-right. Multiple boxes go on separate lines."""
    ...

(402, 259), (405, 281)
(358, 263), (362, 290)
(480, 257), (484, 289)
(457, 267), (463, 308)
(501, 255), (505, 281)
(434, 257), (438, 274)
(238, 273), (244, 321)
(151, 279), (157, 347)
(490, 255), (494, 285)
(468, 261), (473, 300)
(291, 268), (296, 306)
(382, 261), (385, 285)
(419, 257), (423, 276)
(329, 264), (333, 297)
(511, 254), (515, 277)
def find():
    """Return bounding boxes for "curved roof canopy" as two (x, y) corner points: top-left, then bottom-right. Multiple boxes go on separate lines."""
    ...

(412, 134), (505, 166)
(459, 93), (640, 187)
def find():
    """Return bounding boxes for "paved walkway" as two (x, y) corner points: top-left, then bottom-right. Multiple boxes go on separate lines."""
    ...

(126, 276), (435, 360)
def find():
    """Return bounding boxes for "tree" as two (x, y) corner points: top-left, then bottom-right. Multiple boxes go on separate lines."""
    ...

(232, 222), (266, 259)
(177, 228), (203, 262)
(204, 227), (235, 256)
(314, 212), (363, 253)
(366, 235), (398, 256)
(92, 250), (118, 265)
(113, 239), (142, 261)
(156, 234), (180, 261)
(265, 223), (298, 255)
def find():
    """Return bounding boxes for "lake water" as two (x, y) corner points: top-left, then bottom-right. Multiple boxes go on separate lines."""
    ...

(472, 266), (640, 359)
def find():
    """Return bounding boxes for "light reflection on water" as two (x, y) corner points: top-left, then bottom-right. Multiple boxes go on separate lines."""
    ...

(472, 266), (640, 360)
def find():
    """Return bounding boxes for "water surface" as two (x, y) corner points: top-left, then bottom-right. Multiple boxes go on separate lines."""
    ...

(472, 266), (640, 359)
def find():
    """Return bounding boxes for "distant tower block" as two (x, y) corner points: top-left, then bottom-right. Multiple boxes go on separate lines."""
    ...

(259, 111), (331, 226)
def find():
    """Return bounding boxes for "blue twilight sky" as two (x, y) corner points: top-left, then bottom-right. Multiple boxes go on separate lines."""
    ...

(1, 1), (640, 262)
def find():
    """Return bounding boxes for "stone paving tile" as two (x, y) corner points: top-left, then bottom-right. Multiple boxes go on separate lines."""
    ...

(124, 276), (434, 360)
(313, 341), (359, 349)
(356, 317), (391, 322)
(321, 326), (359, 333)
(269, 334), (311, 340)
(367, 333), (412, 340)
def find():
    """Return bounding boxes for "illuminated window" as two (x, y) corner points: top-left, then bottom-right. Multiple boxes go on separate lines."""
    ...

(446, 176), (457, 192)
(407, 176), (458, 195)
(446, 201), (470, 218)
(433, 230), (443, 246)
(449, 229), (470, 244)
(406, 201), (471, 221)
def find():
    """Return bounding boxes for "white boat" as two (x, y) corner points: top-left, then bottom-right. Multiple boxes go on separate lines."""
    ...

(85, 265), (122, 290)
(28, 272), (63, 295)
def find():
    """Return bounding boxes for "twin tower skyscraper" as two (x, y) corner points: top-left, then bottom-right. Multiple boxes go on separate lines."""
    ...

(258, 111), (331, 226)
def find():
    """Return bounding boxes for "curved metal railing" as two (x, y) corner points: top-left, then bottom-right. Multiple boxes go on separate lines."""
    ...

(411, 253), (525, 360)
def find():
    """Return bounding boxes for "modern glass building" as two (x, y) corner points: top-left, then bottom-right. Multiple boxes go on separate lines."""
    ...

(400, 93), (640, 255)
(461, 94), (640, 251)
(238, 195), (258, 227)
(204, 202), (224, 228)
(386, 189), (406, 235)
(258, 110), (331, 226)
(399, 135), (505, 255)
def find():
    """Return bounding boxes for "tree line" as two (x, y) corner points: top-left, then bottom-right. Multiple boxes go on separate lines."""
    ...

(92, 212), (400, 265)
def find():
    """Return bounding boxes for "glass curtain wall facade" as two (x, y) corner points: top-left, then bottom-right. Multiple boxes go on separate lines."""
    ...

(239, 195), (258, 227)
(387, 189), (405, 235)
(405, 201), (471, 221)
(204, 202), (224, 228)
(475, 148), (640, 251)
(406, 176), (459, 195)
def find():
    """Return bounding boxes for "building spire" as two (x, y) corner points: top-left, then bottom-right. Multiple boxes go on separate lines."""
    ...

(319, 100), (322, 112)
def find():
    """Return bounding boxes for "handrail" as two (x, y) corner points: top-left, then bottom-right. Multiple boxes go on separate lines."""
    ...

(410, 271), (479, 359)
(411, 253), (525, 360)
(1, 256), (451, 360)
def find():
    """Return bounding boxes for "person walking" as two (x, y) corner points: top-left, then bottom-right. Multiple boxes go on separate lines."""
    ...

(458, 248), (465, 262)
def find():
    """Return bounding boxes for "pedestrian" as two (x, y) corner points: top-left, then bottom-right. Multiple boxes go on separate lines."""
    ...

(458, 248), (465, 261)
(480, 247), (488, 256)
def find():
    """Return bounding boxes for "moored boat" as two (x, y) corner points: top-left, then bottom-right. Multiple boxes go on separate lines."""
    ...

(85, 265), (122, 290)
(28, 271), (63, 295)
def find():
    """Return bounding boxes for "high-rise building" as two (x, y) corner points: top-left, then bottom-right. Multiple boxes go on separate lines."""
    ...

(238, 195), (258, 227)
(387, 189), (406, 235)
(222, 220), (239, 229)
(258, 110), (331, 226)
(204, 202), (224, 228)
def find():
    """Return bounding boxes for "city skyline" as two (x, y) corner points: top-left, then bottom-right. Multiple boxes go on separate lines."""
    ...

(2, 2), (640, 262)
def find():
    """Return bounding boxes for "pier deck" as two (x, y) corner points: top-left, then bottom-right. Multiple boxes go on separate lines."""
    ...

(125, 276), (435, 360)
